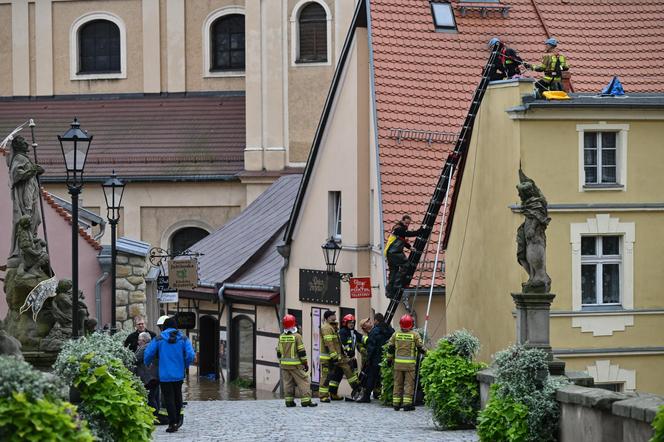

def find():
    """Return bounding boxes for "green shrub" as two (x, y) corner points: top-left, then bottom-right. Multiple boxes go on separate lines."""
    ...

(477, 345), (568, 442)
(75, 354), (154, 442)
(379, 345), (394, 405)
(652, 405), (664, 442)
(477, 384), (529, 442)
(420, 331), (485, 429)
(0, 356), (65, 399)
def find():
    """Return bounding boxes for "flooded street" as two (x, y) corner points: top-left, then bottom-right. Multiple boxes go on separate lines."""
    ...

(182, 367), (279, 401)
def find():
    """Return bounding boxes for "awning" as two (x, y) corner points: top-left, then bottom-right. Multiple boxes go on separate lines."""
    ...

(223, 289), (280, 306)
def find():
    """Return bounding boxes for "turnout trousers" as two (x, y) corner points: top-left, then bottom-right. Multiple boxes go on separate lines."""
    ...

(281, 367), (313, 405)
(392, 368), (415, 407)
(329, 360), (360, 394)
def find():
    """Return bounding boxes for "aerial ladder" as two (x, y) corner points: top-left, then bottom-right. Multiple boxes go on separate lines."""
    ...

(383, 48), (501, 326)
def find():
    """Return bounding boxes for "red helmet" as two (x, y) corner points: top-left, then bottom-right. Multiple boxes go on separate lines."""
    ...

(399, 314), (414, 331)
(341, 314), (356, 326)
(282, 314), (297, 329)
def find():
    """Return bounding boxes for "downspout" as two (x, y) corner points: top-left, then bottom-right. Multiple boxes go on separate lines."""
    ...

(276, 243), (291, 324)
(93, 219), (107, 242)
(96, 246), (112, 326)
(94, 272), (109, 327)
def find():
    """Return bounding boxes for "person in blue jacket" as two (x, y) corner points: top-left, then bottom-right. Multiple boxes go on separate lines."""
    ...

(144, 316), (195, 433)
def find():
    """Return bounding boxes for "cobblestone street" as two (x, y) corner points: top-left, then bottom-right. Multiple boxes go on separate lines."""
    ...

(153, 400), (478, 441)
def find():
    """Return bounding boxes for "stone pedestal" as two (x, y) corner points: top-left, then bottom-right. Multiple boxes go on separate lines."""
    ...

(511, 292), (565, 375)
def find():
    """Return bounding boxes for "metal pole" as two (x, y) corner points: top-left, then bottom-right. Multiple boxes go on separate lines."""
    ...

(28, 119), (50, 258)
(70, 186), (80, 338)
(110, 218), (118, 333)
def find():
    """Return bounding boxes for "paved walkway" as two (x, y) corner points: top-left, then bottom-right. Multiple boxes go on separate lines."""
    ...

(153, 399), (478, 441)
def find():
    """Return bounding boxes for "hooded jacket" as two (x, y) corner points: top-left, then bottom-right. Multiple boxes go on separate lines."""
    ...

(144, 328), (196, 382)
(367, 322), (395, 365)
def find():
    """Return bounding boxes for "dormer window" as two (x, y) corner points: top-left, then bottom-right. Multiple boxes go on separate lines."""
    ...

(430, 2), (457, 31)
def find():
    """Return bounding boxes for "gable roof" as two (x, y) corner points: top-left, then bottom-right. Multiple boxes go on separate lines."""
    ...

(0, 94), (245, 182)
(191, 174), (301, 286)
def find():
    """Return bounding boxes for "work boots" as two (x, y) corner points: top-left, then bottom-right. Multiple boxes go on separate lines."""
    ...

(285, 401), (296, 407)
(356, 389), (371, 403)
(403, 405), (415, 411)
(330, 393), (343, 401)
(301, 401), (318, 407)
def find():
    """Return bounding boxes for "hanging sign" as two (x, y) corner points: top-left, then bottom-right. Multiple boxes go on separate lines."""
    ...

(168, 258), (198, 290)
(349, 277), (372, 299)
(158, 291), (178, 303)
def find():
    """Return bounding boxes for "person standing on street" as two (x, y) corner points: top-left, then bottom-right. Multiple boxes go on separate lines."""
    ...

(327, 315), (361, 400)
(276, 314), (317, 407)
(144, 317), (195, 433)
(387, 314), (426, 411)
(318, 311), (338, 402)
(134, 332), (160, 413)
(358, 313), (394, 403)
(124, 315), (157, 352)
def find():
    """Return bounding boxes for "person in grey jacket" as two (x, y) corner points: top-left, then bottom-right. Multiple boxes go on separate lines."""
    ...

(135, 332), (159, 413)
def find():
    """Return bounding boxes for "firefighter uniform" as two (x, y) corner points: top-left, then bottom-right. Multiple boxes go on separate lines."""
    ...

(320, 322), (360, 401)
(276, 331), (315, 407)
(387, 329), (425, 409)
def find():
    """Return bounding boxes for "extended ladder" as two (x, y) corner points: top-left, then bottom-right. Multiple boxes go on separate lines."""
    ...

(384, 48), (501, 325)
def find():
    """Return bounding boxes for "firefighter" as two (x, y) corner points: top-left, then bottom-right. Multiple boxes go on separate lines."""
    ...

(524, 38), (569, 97)
(384, 215), (425, 299)
(318, 310), (338, 402)
(387, 314), (426, 411)
(487, 37), (522, 81)
(321, 312), (361, 401)
(339, 314), (366, 371)
(276, 314), (317, 407)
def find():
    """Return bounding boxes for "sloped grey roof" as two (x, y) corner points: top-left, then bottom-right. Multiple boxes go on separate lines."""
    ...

(230, 227), (285, 287)
(191, 174), (301, 286)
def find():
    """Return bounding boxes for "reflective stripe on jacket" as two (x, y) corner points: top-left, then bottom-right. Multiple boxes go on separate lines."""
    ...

(276, 332), (307, 368)
(387, 330), (424, 371)
(320, 322), (342, 362)
(534, 53), (569, 81)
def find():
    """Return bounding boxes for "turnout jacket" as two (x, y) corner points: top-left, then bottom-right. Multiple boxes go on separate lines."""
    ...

(320, 322), (344, 363)
(276, 331), (307, 369)
(387, 329), (425, 371)
(339, 327), (366, 359)
(533, 53), (569, 82)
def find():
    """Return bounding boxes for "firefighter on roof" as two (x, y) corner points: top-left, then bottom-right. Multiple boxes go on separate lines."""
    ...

(276, 314), (317, 407)
(524, 37), (569, 97)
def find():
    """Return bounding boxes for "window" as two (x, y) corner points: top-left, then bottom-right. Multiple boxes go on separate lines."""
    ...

(211, 14), (245, 71)
(584, 132), (617, 185)
(431, 2), (457, 30)
(595, 382), (624, 393)
(170, 227), (209, 253)
(78, 20), (121, 74)
(581, 235), (621, 306)
(297, 3), (327, 63)
(329, 191), (341, 241)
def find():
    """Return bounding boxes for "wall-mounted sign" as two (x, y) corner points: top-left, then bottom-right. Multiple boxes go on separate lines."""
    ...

(299, 269), (340, 305)
(158, 291), (178, 303)
(168, 258), (198, 290)
(175, 312), (196, 329)
(349, 277), (372, 299)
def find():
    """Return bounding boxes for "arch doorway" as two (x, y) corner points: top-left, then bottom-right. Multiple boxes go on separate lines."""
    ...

(198, 315), (219, 379)
(170, 227), (209, 253)
(230, 315), (255, 386)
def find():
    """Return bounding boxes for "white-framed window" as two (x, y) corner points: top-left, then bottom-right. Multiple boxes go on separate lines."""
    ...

(581, 235), (621, 306)
(329, 191), (341, 241)
(70, 12), (127, 80)
(577, 123), (629, 191)
(290, 0), (332, 67)
(202, 7), (246, 78)
(570, 214), (634, 311)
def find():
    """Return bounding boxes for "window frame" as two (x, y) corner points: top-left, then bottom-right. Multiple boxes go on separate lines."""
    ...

(430, 2), (458, 32)
(329, 191), (342, 241)
(70, 12), (127, 81)
(577, 123), (629, 192)
(580, 235), (622, 307)
(290, 0), (332, 67)
(203, 7), (246, 78)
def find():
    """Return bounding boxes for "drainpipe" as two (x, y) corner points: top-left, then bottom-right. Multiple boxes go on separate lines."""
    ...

(276, 243), (291, 324)
(96, 246), (112, 325)
(93, 218), (107, 242)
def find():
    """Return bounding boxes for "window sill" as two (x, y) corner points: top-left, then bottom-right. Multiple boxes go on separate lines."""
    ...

(204, 70), (245, 78)
(293, 60), (331, 67)
(71, 72), (126, 81)
(582, 183), (624, 191)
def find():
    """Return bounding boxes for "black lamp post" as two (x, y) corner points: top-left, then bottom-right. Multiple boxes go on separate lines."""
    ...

(321, 237), (352, 282)
(58, 118), (93, 338)
(102, 171), (125, 333)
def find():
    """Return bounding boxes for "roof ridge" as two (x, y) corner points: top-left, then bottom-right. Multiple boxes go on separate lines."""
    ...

(41, 189), (102, 251)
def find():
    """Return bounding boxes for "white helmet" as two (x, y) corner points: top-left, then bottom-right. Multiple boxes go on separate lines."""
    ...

(156, 315), (170, 326)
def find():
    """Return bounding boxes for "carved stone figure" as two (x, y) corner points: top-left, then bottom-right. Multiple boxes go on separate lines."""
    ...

(0, 330), (23, 359)
(49, 279), (89, 336)
(7, 135), (44, 269)
(15, 215), (51, 280)
(516, 169), (551, 293)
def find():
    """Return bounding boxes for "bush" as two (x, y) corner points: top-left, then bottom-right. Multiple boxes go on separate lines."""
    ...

(477, 384), (529, 441)
(652, 405), (664, 442)
(477, 345), (568, 442)
(420, 330), (485, 429)
(379, 345), (394, 405)
(0, 356), (93, 442)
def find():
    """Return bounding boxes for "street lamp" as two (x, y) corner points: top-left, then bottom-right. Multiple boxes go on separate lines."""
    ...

(321, 237), (352, 282)
(102, 171), (125, 333)
(58, 118), (93, 338)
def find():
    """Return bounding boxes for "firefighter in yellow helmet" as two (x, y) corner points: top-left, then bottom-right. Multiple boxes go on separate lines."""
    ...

(276, 314), (317, 407)
(386, 314), (426, 411)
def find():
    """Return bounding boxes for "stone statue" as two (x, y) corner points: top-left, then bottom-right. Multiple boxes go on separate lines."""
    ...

(15, 215), (51, 280)
(0, 330), (23, 359)
(516, 169), (551, 293)
(39, 280), (90, 352)
(7, 135), (44, 269)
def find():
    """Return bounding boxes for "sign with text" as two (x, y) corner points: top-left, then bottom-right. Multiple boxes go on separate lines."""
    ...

(168, 258), (198, 290)
(158, 291), (178, 303)
(299, 269), (340, 305)
(349, 277), (372, 299)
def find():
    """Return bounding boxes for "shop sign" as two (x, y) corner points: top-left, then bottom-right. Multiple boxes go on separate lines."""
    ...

(349, 277), (372, 298)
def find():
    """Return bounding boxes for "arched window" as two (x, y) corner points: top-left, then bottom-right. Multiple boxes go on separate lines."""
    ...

(170, 227), (209, 253)
(297, 2), (327, 63)
(211, 14), (245, 71)
(78, 19), (121, 74)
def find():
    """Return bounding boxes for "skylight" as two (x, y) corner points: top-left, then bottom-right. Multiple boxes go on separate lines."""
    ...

(431, 2), (457, 31)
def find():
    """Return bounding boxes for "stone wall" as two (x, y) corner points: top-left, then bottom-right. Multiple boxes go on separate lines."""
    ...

(114, 253), (148, 330)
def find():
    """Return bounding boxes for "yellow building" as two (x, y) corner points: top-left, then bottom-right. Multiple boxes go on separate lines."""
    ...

(445, 79), (664, 394)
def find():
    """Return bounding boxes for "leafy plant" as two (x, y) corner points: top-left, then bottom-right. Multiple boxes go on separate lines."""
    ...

(74, 355), (154, 442)
(652, 405), (664, 442)
(477, 384), (529, 442)
(0, 356), (65, 400)
(230, 377), (255, 388)
(0, 392), (94, 442)
(420, 331), (486, 429)
(379, 343), (394, 405)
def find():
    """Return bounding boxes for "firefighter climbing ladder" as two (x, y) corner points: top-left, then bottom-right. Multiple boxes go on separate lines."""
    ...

(383, 47), (501, 326)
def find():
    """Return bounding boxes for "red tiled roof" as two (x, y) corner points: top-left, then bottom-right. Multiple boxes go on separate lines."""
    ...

(369, 0), (664, 283)
(41, 189), (102, 250)
(0, 95), (245, 180)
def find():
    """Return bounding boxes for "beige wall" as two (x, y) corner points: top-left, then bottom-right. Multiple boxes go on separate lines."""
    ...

(445, 79), (664, 393)
(0, 4), (11, 97)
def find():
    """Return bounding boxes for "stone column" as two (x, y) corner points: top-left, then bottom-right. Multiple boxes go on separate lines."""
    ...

(115, 253), (148, 331)
(511, 293), (565, 375)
